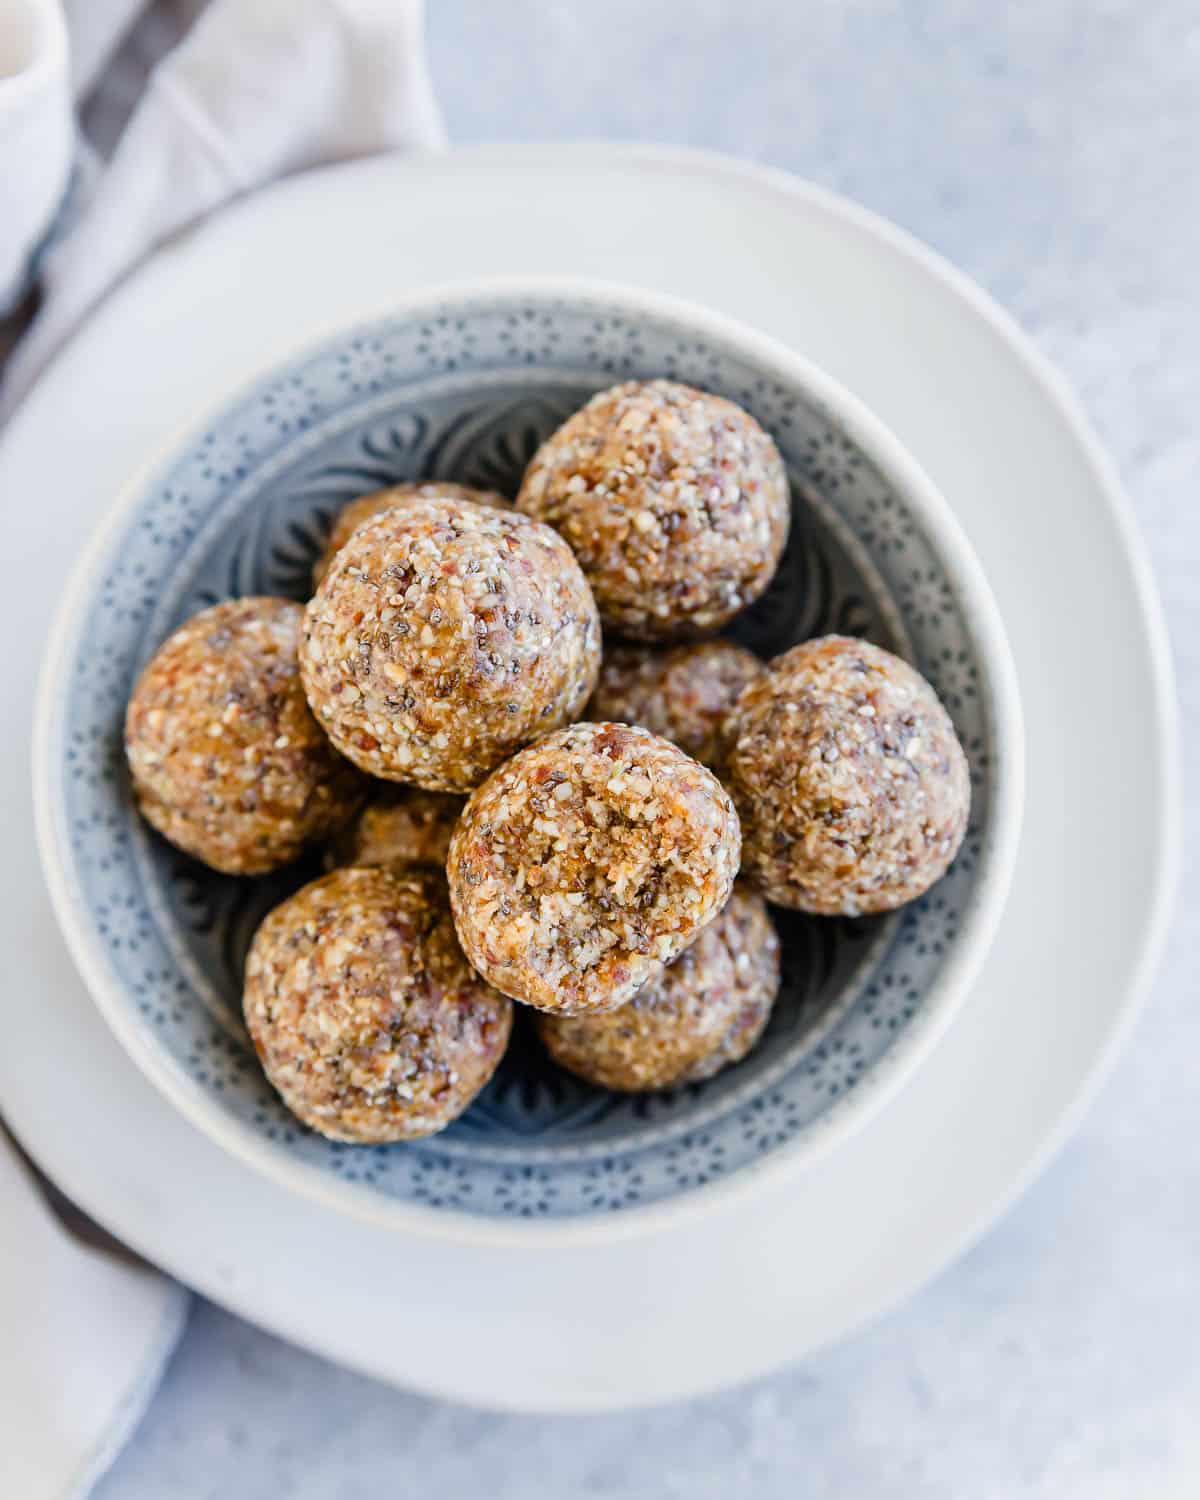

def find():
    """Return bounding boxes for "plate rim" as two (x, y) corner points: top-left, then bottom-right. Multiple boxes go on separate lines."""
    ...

(31, 271), (1024, 1249)
(2, 143), (1179, 1409)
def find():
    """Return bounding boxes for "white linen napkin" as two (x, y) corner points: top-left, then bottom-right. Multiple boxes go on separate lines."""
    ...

(0, 1133), (189, 1500)
(2, 0), (445, 409)
(0, 2), (444, 1493)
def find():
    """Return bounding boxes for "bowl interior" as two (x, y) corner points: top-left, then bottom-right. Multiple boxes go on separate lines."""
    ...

(44, 291), (997, 1225)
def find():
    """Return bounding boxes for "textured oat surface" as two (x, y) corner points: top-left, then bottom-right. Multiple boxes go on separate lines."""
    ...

(517, 379), (789, 640)
(679, 882), (780, 1083)
(311, 482), (509, 589)
(447, 721), (741, 1014)
(587, 639), (765, 770)
(243, 866), (512, 1142)
(724, 635), (970, 914)
(325, 785), (464, 872)
(538, 882), (779, 1090)
(300, 496), (601, 791)
(124, 597), (364, 874)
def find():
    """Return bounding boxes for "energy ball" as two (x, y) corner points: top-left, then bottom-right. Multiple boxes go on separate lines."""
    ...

(516, 379), (790, 640)
(678, 882), (781, 1084)
(537, 883), (780, 1091)
(300, 497), (601, 793)
(311, 481), (509, 589)
(125, 597), (363, 875)
(243, 866), (513, 1143)
(587, 639), (764, 770)
(447, 722), (741, 1016)
(325, 785), (464, 872)
(723, 635), (970, 915)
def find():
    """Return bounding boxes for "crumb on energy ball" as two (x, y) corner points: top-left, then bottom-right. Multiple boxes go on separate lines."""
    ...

(125, 597), (363, 875)
(516, 379), (790, 641)
(311, 481), (509, 589)
(447, 722), (741, 1016)
(537, 883), (780, 1091)
(300, 497), (602, 793)
(243, 866), (513, 1143)
(325, 785), (464, 872)
(723, 635), (970, 915)
(587, 639), (764, 770)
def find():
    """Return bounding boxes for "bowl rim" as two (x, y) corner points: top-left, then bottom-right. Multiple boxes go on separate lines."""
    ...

(32, 274), (1025, 1249)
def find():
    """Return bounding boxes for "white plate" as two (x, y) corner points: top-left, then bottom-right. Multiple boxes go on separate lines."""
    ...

(0, 145), (1178, 1411)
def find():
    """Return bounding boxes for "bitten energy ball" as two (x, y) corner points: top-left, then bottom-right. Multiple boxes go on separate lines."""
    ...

(312, 481), (509, 589)
(447, 722), (741, 1015)
(517, 379), (789, 640)
(723, 635), (970, 915)
(300, 497), (601, 792)
(587, 639), (764, 770)
(125, 598), (363, 874)
(537, 883), (780, 1091)
(243, 866), (513, 1143)
(325, 785), (464, 872)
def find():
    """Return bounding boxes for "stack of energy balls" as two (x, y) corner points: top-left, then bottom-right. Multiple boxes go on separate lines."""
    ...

(124, 379), (970, 1146)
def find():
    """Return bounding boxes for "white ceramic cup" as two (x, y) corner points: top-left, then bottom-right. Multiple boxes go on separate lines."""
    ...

(0, 0), (72, 313)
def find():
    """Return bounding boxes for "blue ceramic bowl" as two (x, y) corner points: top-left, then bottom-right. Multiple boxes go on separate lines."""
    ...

(34, 280), (1022, 1245)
